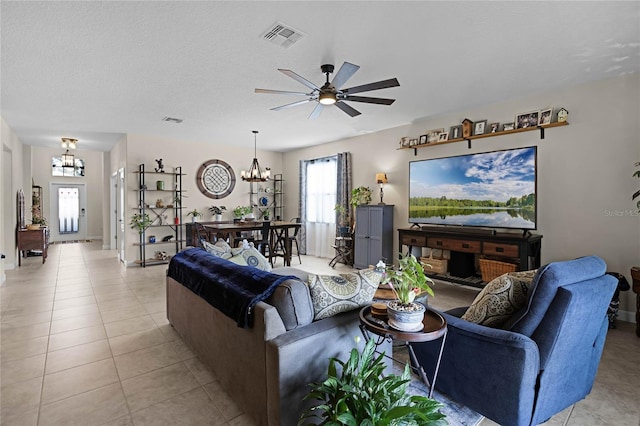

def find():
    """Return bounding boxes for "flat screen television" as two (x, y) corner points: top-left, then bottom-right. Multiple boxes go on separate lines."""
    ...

(409, 146), (537, 230)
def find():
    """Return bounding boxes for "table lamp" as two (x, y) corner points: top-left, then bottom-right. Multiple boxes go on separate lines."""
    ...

(376, 172), (388, 205)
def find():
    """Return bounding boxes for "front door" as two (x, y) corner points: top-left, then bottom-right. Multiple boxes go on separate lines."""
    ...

(49, 183), (87, 242)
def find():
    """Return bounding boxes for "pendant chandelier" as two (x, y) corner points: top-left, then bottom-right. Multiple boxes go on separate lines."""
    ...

(241, 130), (270, 182)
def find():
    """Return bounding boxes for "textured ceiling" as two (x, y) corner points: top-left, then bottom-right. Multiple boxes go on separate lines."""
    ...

(1, 1), (639, 152)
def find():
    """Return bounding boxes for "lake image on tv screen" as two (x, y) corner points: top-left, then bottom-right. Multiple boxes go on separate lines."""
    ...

(409, 147), (536, 229)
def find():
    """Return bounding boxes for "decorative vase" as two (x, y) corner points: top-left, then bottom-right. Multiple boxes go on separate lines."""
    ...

(156, 180), (164, 190)
(386, 301), (425, 332)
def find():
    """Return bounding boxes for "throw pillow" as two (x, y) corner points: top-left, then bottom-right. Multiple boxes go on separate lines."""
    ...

(201, 240), (232, 259)
(307, 269), (382, 320)
(228, 245), (272, 272)
(461, 269), (538, 328)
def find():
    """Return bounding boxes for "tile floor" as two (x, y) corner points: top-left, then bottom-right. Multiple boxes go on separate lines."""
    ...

(1, 242), (639, 425)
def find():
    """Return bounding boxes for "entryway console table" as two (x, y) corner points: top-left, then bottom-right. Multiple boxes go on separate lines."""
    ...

(398, 227), (542, 286)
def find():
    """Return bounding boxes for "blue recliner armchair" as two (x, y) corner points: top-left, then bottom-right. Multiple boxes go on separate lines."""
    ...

(411, 256), (617, 426)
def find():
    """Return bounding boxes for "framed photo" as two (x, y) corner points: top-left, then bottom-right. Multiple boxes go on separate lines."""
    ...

(502, 122), (515, 131)
(409, 138), (418, 147)
(400, 137), (410, 148)
(489, 122), (500, 133)
(427, 128), (444, 143)
(473, 120), (488, 135)
(419, 134), (428, 145)
(539, 108), (552, 125)
(515, 110), (539, 129)
(437, 132), (449, 142)
(449, 125), (462, 140)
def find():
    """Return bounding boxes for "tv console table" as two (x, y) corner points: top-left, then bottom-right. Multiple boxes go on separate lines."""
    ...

(398, 227), (542, 287)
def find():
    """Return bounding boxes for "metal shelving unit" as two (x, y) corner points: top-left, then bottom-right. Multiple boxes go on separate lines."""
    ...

(133, 164), (184, 267)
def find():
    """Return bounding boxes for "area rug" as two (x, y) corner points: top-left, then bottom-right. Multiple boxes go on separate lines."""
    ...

(393, 347), (484, 426)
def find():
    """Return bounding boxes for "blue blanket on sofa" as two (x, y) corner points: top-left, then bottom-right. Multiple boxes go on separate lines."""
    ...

(167, 248), (297, 328)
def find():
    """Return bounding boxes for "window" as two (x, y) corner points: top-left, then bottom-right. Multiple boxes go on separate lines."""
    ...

(52, 157), (85, 177)
(306, 157), (337, 223)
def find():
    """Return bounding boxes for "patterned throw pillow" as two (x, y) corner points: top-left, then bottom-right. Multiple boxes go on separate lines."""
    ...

(228, 245), (272, 272)
(461, 269), (538, 328)
(201, 240), (232, 259)
(307, 269), (382, 320)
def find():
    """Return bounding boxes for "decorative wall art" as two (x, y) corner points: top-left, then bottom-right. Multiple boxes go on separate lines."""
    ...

(539, 108), (553, 125)
(449, 125), (462, 140)
(473, 120), (488, 135)
(196, 159), (236, 199)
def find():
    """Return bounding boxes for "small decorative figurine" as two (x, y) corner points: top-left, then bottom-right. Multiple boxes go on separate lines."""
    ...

(155, 158), (165, 173)
(557, 108), (569, 123)
(155, 199), (164, 208)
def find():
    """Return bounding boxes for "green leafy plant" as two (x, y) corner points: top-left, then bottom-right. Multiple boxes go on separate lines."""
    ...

(300, 338), (447, 425)
(350, 186), (372, 208)
(633, 161), (640, 212)
(31, 215), (47, 226)
(209, 205), (226, 215)
(382, 253), (435, 305)
(186, 209), (201, 218)
(233, 205), (252, 218)
(334, 205), (349, 227)
(129, 213), (152, 234)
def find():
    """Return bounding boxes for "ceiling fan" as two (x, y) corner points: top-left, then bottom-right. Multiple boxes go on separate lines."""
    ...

(255, 62), (400, 119)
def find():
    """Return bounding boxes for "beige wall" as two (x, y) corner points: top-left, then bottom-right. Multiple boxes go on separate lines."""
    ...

(0, 117), (25, 276)
(283, 73), (640, 319)
(122, 134), (284, 264)
(31, 146), (105, 241)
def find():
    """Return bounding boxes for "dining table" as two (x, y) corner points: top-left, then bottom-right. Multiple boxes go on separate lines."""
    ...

(203, 220), (301, 266)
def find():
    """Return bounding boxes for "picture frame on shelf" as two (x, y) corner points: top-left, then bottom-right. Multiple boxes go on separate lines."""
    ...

(409, 138), (418, 147)
(437, 132), (449, 142)
(515, 110), (539, 129)
(419, 134), (428, 145)
(539, 108), (553, 125)
(502, 122), (515, 131)
(489, 122), (500, 133)
(400, 137), (410, 148)
(427, 128), (444, 143)
(473, 120), (488, 135)
(449, 125), (462, 140)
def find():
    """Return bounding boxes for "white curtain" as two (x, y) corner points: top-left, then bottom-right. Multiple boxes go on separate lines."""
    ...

(305, 157), (337, 258)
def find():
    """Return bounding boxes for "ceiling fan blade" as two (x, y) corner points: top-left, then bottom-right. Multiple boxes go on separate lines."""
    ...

(271, 99), (315, 111)
(308, 103), (325, 120)
(334, 101), (361, 117)
(331, 62), (360, 89)
(341, 95), (395, 105)
(278, 69), (320, 91)
(255, 88), (311, 96)
(342, 78), (400, 95)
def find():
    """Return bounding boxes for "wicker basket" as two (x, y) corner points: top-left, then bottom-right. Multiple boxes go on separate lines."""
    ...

(421, 252), (448, 275)
(479, 258), (518, 282)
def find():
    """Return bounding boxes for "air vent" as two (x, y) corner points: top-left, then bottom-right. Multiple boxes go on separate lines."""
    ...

(261, 22), (305, 49)
(162, 117), (183, 124)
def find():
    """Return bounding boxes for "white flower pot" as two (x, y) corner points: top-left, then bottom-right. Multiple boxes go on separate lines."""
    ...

(387, 301), (425, 332)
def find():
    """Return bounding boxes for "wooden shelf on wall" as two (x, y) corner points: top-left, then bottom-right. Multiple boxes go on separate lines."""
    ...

(399, 121), (569, 155)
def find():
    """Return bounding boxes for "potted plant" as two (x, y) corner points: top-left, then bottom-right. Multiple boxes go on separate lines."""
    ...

(186, 209), (202, 223)
(350, 186), (372, 231)
(233, 205), (253, 221)
(209, 205), (226, 221)
(334, 205), (350, 236)
(300, 337), (446, 425)
(130, 213), (153, 234)
(382, 253), (435, 331)
(261, 210), (270, 221)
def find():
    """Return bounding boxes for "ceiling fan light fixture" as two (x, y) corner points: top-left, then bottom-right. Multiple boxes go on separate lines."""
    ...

(319, 91), (336, 105)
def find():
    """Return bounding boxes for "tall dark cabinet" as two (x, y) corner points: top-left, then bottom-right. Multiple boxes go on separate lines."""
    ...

(353, 205), (394, 269)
